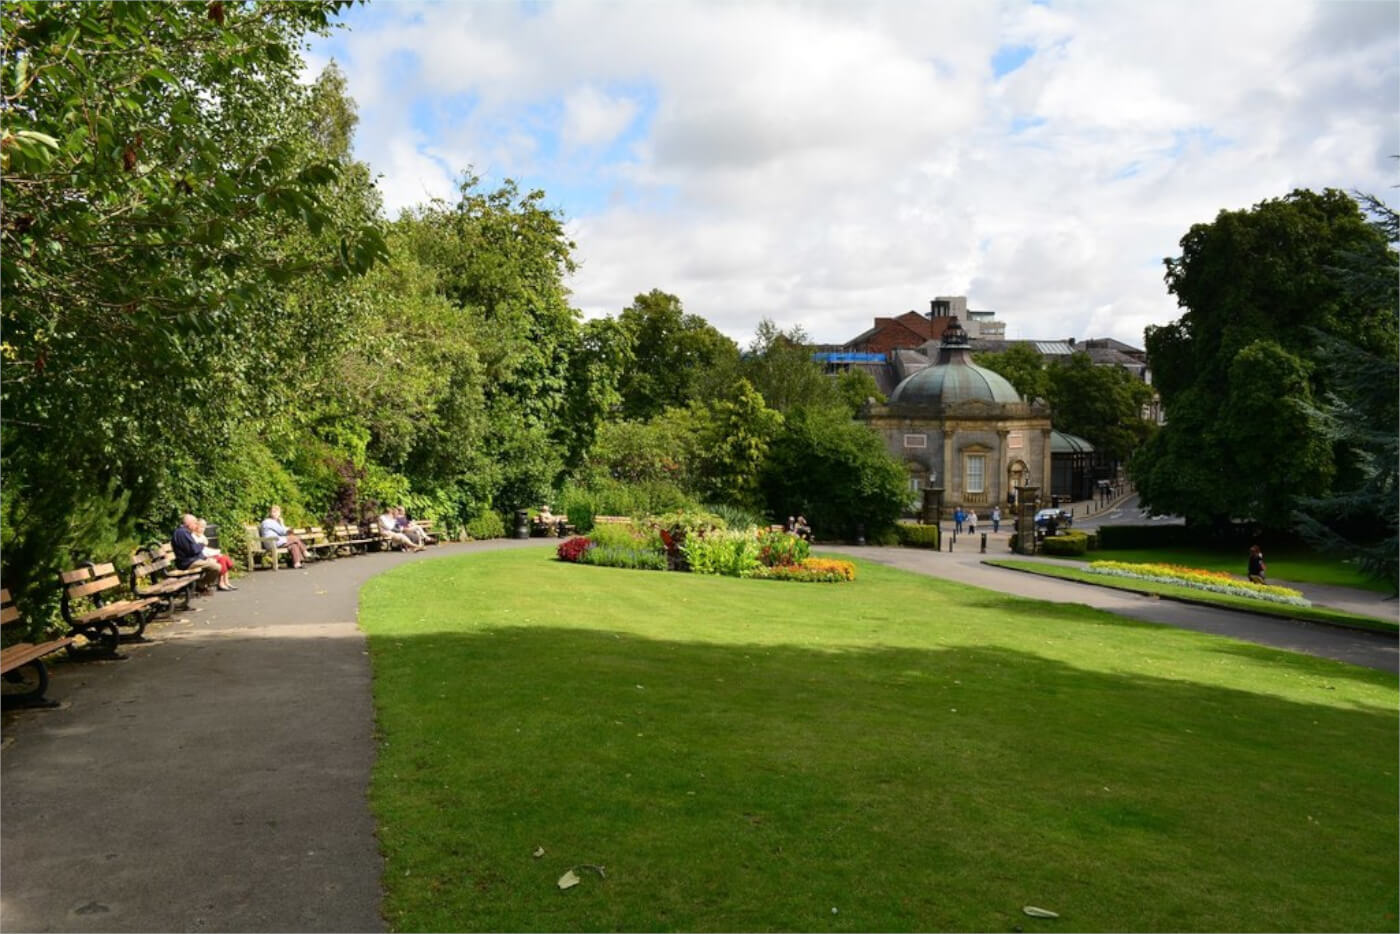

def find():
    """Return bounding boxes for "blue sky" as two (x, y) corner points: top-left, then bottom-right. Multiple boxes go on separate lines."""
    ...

(305, 0), (1399, 346)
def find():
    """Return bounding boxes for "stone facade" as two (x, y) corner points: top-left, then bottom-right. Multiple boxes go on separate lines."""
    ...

(861, 316), (1052, 513)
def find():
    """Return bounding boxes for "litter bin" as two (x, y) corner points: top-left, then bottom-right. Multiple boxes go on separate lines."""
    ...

(204, 524), (220, 550)
(513, 509), (530, 539)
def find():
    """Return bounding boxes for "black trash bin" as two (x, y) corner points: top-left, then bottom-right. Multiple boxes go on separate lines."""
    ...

(204, 524), (220, 550)
(513, 509), (530, 539)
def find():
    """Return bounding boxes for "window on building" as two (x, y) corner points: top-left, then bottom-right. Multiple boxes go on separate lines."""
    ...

(965, 454), (986, 493)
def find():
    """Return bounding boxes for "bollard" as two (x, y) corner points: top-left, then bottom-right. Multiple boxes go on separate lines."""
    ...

(980, 532), (987, 553)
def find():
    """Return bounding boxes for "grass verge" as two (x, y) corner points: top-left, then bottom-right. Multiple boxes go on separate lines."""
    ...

(1076, 546), (1392, 594)
(986, 558), (1398, 634)
(361, 547), (1398, 932)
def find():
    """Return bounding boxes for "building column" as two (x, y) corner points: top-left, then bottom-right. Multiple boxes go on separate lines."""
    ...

(1041, 428), (1053, 493)
(943, 429), (955, 502)
(997, 429), (1009, 506)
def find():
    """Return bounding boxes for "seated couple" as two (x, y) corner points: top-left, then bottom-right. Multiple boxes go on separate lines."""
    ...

(172, 514), (237, 591)
(378, 506), (428, 551)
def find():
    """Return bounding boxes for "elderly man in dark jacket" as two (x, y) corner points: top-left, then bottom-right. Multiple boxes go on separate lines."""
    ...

(173, 513), (226, 592)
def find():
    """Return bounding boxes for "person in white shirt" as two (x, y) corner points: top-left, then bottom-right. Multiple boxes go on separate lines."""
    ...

(378, 508), (423, 552)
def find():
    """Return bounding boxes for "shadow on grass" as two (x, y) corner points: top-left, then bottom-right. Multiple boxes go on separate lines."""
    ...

(367, 625), (1399, 934)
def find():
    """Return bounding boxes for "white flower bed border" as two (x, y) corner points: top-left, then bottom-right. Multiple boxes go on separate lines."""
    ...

(1086, 566), (1311, 607)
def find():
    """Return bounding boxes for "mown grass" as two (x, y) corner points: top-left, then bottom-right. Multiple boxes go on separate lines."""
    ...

(986, 558), (1398, 634)
(1076, 545), (1392, 594)
(360, 547), (1399, 932)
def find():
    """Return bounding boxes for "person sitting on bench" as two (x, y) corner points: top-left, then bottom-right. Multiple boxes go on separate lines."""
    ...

(174, 513), (232, 591)
(261, 505), (309, 569)
(378, 507), (423, 552)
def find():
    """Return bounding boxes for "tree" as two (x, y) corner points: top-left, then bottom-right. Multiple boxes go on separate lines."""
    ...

(759, 407), (908, 538)
(834, 368), (886, 415)
(1043, 353), (1156, 462)
(973, 344), (1050, 402)
(1292, 195), (1400, 589)
(1131, 189), (1398, 529)
(616, 290), (740, 419)
(1, 1), (385, 618)
(693, 381), (783, 510)
(741, 319), (840, 413)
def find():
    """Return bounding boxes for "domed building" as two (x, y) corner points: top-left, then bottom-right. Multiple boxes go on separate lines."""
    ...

(862, 317), (1052, 513)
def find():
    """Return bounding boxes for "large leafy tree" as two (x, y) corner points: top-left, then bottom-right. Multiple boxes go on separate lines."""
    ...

(1293, 196), (1400, 589)
(616, 289), (740, 419)
(973, 344), (1050, 402)
(741, 319), (840, 413)
(1, 1), (385, 612)
(1132, 189), (1397, 529)
(759, 406), (909, 538)
(1044, 353), (1156, 462)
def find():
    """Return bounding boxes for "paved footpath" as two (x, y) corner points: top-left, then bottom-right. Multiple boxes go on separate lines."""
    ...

(3, 536), (1394, 933)
(1, 540), (536, 934)
(851, 539), (1398, 673)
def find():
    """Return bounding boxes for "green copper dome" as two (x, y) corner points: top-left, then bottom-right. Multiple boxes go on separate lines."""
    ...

(889, 316), (1023, 406)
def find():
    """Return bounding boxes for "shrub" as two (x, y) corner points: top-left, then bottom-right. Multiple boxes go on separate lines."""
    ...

(579, 544), (666, 571)
(465, 511), (506, 540)
(587, 521), (642, 549)
(752, 557), (857, 582)
(757, 530), (810, 567)
(894, 523), (941, 549)
(869, 526), (900, 547)
(704, 502), (768, 531)
(683, 529), (762, 577)
(556, 536), (592, 563)
(1041, 531), (1089, 556)
(1086, 531), (1099, 551)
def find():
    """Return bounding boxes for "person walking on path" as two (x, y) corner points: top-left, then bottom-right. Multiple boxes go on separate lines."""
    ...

(1248, 545), (1267, 584)
(991, 505), (1001, 533)
(954, 507), (964, 534)
(966, 511), (977, 535)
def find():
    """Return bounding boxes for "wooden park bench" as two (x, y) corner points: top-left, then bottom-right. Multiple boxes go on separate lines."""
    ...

(413, 519), (440, 545)
(1, 588), (75, 708)
(243, 524), (292, 571)
(332, 523), (377, 555)
(294, 526), (340, 561)
(59, 562), (159, 650)
(129, 546), (201, 615)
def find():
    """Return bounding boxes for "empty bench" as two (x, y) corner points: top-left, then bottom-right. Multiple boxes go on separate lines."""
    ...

(1, 588), (75, 709)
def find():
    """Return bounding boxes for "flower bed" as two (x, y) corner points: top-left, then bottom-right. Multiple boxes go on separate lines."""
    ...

(751, 557), (857, 582)
(557, 524), (851, 583)
(1086, 560), (1309, 606)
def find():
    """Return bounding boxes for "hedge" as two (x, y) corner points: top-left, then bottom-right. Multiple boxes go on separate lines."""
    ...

(1041, 531), (1090, 556)
(895, 523), (941, 549)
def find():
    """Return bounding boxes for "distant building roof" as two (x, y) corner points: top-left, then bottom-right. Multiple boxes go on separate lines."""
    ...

(1050, 430), (1095, 454)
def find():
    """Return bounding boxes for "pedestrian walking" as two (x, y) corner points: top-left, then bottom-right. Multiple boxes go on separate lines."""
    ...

(954, 507), (964, 534)
(966, 511), (977, 534)
(1247, 545), (1267, 584)
(991, 505), (1001, 533)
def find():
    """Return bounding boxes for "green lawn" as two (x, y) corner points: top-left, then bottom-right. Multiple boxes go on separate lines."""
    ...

(360, 547), (1399, 933)
(1077, 545), (1393, 594)
(985, 559), (1399, 634)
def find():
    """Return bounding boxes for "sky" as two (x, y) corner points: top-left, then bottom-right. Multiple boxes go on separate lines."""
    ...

(304, 0), (1399, 348)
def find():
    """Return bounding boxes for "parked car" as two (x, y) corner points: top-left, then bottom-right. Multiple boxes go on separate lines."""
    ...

(1034, 508), (1072, 530)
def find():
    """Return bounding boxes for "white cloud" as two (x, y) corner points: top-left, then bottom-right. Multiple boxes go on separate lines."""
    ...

(561, 87), (639, 150)
(312, 0), (1400, 348)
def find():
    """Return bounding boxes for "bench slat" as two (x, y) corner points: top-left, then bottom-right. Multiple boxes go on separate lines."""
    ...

(1, 638), (75, 673)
